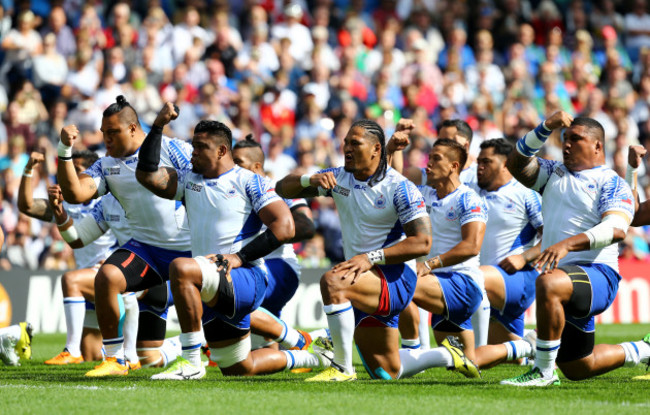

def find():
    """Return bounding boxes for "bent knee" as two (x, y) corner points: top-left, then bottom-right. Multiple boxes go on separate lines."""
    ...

(169, 258), (201, 282)
(95, 264), (125, 290)
(320, 270), (348, 300)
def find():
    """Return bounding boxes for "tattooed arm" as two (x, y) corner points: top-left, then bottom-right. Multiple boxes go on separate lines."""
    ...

(135, 166), (179, 200)
(383, 216), (432, 263)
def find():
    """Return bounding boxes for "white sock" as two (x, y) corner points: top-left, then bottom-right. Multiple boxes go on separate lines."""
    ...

(0, 324), (21, 339)
(418, 308), (431, 350)
(309, 328), (329, 340)
(535, 338), (561, 378)
(103, 338), (125, 363)
(324, 302), (355, 374)
(63, 297), (86, 357)
(504, 340), (533, 360)
(160, 336), (182, 367)
(180, 331), (203, 367)
(398, 347), (453, 378)
(283, 350), (321, 369)
(471, 290), (490, 348)
(401, 338), (421, 349)
(122, 293), (139, 363)
(620, 341), (650, 367)
(274, 321), (305, 349)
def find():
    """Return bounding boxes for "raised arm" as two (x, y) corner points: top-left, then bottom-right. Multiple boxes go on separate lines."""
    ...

(626, 144), (647, 222)
(56, 125), (99, 203)
(18, 152), (53, 221)
(276, 170), (337, 199)
(135, 103), (179, 200)
(385, 118), (415, 173)
(507, 111), (573, 188)
(48, 185), (107, 249)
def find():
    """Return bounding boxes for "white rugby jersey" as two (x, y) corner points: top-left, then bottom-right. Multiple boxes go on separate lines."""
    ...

(89, 194), (131, 246)
(63, 200), (116, 269)
(533, 159), (634, 271)
(317, 167), (428, 267)
(265, 197), (306, 275)
(474, 179), (543, 265)
(418, 184), (487, 284)
(420, 163), (477, 186)
(83, 136), (192, 251)
(174, 165), (281, 265)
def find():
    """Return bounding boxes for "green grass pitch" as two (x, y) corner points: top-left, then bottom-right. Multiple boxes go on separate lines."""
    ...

(1, 324), (649, 415)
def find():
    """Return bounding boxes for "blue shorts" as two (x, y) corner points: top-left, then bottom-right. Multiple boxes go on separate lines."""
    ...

(431, 272), (483, 331)
(202, 265), (268, 337)
(354, 263), (417, 329)
(123, 239), (192, 281)
(261, 259), (299, 317)
(491, 265), (538, 336)
(564, 263), (620, 333)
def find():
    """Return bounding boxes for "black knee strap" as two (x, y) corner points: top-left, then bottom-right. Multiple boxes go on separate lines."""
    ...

(559, 265), (592, 319)
(139, 283), (169, 310)
(210, 266), (235, 319)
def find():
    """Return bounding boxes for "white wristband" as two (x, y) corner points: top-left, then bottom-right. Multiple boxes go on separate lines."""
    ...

(58, 140), (72, 159)
(59, 225), (79, 243)
(625, 165), (638, 191)
(23, 170), (33, 178)
(300, 174), (312, 188)
(366, 249), (385, 265)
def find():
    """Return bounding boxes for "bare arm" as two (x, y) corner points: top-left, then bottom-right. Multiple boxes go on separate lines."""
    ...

(426, 221), (485, 271)
(506, 150), (541, 189)
(289, 205), (315, 243)
(386, 119), (414, 174)
(18, 152), (53, 221)
(276, 171), (337, 199)
(135, 166), (179, 200)
(383, 216), (432, 263)
(259, 200), (295, 243)
(56, 125), (98, 203)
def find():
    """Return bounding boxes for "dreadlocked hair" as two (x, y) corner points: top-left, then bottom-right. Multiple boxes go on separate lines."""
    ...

(351, 119), (387, 187)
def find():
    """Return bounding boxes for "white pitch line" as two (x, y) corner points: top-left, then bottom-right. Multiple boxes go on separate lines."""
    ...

(0, 384), (138, 391)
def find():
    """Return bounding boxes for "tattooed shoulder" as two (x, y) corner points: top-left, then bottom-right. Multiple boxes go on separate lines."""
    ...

(403, 216), (432, 236)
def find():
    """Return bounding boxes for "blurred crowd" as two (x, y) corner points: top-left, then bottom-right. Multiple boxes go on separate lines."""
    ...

(2, 0), (650, 271)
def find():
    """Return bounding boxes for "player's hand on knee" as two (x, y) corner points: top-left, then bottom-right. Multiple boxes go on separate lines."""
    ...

(310, 172), (337, 189)
(416, 262), (432, 278)
(207, 253), (242, 276)
(332, 254), (372, 284)
(628, 145), (647, 169)
(533, 242), (569, 274)
(499, 254), (526, 274)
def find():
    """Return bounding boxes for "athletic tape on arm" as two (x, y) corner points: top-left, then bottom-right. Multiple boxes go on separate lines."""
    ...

(75, 215), (107, 245)
(583, 214), (630, 250)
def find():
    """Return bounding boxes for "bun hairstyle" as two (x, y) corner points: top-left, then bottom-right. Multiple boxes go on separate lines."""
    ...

(233, 133), (264, 163)
(102, 95), (140, 126)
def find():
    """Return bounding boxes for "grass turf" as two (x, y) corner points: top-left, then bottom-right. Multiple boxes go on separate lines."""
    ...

(1, 324), (649, 415)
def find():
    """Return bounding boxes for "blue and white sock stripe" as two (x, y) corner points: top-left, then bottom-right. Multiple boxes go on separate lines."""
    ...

(181, 343), (202, 351)
(63, 299), (86, 304)
(631, 342), (639, 356)
(103, 337), (124, 346)
(401, 343), (421, 350)
(278, 321), (288, 343)
(508, 341), (517, 357)
(517, 123), (552, 157)
(325, 305), (353, 316)
(285, 351), (295, 370)
(536, 344), (561, 352)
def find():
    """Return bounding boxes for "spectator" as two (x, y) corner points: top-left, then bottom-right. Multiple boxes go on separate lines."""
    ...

(0, 11), (43, 88)
(625, 0), (650, 61)
(271, 3), (313, 65)
(40, 6), (76, 59)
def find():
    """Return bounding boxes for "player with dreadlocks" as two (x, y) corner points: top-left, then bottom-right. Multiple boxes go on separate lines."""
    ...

(276, 119), (440, 381)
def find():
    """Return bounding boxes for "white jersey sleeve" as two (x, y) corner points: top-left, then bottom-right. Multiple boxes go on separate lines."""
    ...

(525, 189), (544, 230)
(532, 158), (561, 193)
(245, 174), (281, 213)
(393, 179), (429, 226)
(598, 175), (635, 220)
(316, 167), (345, 197)
(457, 189), (488, 226)
(83, 159), (108, 197)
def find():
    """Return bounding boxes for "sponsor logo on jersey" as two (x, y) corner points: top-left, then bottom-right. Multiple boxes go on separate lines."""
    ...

(186, 182), (203, 192)
(103, 167), (121, 176)
(106, 214), (121, 222)
(554, 167), (564, 177)
(374, 194), (387, 209)
(354, 184), (367, 190)
(124, 158), (138, 165)
(333, 185), (350, 197)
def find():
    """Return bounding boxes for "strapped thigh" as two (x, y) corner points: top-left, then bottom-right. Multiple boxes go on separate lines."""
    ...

(558, 265), (592, 319)
(105, 249), (163, 292)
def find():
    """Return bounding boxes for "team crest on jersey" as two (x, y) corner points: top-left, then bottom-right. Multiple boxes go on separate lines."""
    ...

(226, 185), (237, 198)
(186, 182), (203, 192)
(374, 194), (387, 209)
(585, 181), (597, 194)
(103, 166), (120, 176)
(504, 199), (516, 213)
(445, 207), (457, 221)
(333, 185), (350, 197)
